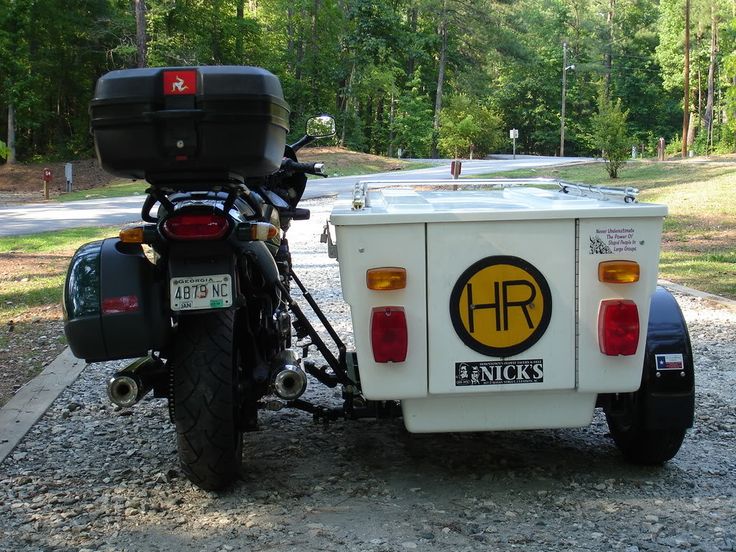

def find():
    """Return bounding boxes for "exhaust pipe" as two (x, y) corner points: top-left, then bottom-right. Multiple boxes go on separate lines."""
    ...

(272, 349), (307, 401)
(107, 356), (162, 408)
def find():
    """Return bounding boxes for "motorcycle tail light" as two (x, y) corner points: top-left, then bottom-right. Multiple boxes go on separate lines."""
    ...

(598, 299), (639, 356)
(370, 307), (408, 363)
(163, 214), (229, 240)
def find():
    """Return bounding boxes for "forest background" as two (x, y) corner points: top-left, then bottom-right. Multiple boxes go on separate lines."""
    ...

(1, 0), (735, 164)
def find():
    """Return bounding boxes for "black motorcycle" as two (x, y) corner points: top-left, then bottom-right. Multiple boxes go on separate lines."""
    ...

(64, 66), (358, 490)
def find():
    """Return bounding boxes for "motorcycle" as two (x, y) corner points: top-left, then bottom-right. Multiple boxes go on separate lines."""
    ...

(64, 66), (361, 490)
(64, 66), (695, 491)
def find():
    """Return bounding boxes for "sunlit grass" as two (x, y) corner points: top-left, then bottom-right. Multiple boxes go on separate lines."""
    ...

(476, 159), (736, 299)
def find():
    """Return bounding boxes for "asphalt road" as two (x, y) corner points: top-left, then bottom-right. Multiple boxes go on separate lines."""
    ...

(0, 155), (593, 236)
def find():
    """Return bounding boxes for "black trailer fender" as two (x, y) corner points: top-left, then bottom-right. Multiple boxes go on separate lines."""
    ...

(639, 286), (695, 430)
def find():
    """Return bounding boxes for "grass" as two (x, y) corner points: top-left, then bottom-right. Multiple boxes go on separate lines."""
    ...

(0, 227), (117, 319)
(55, 180), (146, 202)
(0, 226), (117, 254)
(475, 159), (736, 299)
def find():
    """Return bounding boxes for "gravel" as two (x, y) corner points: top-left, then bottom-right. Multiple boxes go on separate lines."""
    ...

(1, 198), (735, 552)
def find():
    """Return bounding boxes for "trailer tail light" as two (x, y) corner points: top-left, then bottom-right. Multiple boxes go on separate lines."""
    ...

(370, 307), (408, 363)
(162, 214), (229, 240)
(598, 261), (640, 283)
(598, 300), (639, 356)
(366, 267), (407, 291)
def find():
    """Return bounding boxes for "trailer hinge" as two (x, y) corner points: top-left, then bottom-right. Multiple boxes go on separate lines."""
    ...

(320, 221), (338, 259)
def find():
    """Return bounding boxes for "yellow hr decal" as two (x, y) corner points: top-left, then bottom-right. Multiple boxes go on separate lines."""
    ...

(450, 256), (552, 357)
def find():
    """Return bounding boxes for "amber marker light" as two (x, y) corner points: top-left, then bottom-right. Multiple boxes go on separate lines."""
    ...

(598, 260), (640, 284)
(250, 222), (279, 241)
(366, 267), (407, 291)
(119, 225), (145, 244)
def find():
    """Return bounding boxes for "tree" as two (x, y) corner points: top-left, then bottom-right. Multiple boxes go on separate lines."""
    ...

(591, 88), (630, 178)
(438, 94), (501, 158)
(392, 70), (434, 157)
(0, 138), (8, 160)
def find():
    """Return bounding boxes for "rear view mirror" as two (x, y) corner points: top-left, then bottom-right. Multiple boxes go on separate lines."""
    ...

(306, 115), (336, 138)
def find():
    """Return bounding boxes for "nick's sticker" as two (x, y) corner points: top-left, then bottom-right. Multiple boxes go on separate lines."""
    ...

(456, 359), (543, 386)
(449, 255), (552, 357)
(655, 353), (685, 371)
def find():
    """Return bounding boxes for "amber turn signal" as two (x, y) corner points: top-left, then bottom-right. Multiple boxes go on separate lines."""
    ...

(119, 225), (145, 244)
(366, 267), (407, 291)
(598, 260), (640, 284)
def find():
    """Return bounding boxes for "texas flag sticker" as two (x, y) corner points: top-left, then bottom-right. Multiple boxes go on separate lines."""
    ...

(163, 70), (197, 95)
(655, 353), (685, 371)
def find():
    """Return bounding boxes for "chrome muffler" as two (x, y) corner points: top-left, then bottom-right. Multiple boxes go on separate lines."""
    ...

(271, 349), (307, 401)
(107, 356), (161, 408)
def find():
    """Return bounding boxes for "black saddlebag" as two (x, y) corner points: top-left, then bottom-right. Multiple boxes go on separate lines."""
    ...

(90, 66), (290, 184)
(63, 239), (170, 362)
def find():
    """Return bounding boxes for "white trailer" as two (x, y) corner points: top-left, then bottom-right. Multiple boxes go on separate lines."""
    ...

(328, 179), (694, 464)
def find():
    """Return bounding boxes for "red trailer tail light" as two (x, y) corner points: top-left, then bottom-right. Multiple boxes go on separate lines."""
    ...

(370, 307), (408, 363)
(598, 299), (640, 356)
(163, 214), (229, 240)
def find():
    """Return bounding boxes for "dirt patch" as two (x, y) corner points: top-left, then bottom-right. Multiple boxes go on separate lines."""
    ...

(298, 146), (406, 174)
(0, 250), (74, 407)
(0, 159), (117, 203)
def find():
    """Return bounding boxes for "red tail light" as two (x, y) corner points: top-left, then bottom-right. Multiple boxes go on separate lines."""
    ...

(598, 300), (640, 356)
(163, 214), (229, 240)
(102, 295), (140, 314)
(370, 307), (408, 363)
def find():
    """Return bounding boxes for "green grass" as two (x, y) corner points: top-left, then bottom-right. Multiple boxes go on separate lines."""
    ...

(477, 159), (736, 299)
(55, 180), (146, 202)
(0, 226), (117, 320)
(0, 226), (118, 254)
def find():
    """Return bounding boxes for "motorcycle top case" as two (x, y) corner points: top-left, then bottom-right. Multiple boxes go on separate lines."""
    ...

(63, 238), (170, 362)
(90, 66), (290, 183)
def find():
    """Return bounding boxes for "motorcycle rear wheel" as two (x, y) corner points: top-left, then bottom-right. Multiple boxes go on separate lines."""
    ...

(171, 310), (243, 490)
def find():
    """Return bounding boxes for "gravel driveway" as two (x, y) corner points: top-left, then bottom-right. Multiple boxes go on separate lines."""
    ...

(1, 199), (734, 552)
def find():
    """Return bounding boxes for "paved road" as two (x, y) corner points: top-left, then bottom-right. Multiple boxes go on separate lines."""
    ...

(0, 155), (593, 236)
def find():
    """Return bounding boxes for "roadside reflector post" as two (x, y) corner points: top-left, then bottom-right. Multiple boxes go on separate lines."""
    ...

(450, 160), (462, 180)
(65, 162), (73, 193)
(42, 167), (52, 200)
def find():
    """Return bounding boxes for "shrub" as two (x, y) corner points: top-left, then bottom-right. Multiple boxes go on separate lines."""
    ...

(590, 90), (630, 178)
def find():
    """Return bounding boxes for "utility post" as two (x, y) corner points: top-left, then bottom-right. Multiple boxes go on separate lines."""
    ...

(560, 42), (567, 157)
(560, 44), (575, 157)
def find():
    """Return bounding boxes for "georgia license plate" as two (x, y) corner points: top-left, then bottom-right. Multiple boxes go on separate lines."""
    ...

(170, 274), (232, 311)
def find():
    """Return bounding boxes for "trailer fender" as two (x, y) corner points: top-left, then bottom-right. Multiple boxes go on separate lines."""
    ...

(640, 286), (695, 430)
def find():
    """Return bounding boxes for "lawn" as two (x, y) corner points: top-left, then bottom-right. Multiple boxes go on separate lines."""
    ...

(478, 159), (736, 299)
(0, 226), (117, 405)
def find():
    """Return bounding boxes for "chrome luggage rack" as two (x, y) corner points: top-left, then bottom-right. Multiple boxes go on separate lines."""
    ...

(351, 178), (639, 210)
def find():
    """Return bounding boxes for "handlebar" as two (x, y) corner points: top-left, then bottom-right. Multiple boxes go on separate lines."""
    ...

(280, 158), (327, 177)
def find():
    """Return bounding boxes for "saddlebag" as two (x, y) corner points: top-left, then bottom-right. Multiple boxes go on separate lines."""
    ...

(90, 66), (290, 184)
(63, 238), (170, 362)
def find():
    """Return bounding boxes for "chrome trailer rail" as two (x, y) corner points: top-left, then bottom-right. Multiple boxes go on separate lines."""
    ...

(350, 178), (639, 210)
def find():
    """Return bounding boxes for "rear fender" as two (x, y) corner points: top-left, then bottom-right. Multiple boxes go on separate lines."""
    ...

(639, 286), (695, 430)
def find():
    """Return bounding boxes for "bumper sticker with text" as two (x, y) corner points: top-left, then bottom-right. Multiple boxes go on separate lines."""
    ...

(455, 359), (544, 386)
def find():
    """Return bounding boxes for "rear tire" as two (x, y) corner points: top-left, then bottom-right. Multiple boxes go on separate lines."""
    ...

(171, 310), (243, 490)
(606, 411), (686, 465)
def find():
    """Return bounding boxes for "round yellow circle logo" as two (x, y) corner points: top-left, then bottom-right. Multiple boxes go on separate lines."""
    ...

(449, 256), (552, 357)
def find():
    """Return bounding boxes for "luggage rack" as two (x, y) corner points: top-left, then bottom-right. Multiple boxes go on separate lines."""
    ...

(351, 178), (639, 210)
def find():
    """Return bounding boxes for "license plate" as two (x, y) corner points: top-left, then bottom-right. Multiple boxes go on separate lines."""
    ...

(170, 274), (232, 311)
